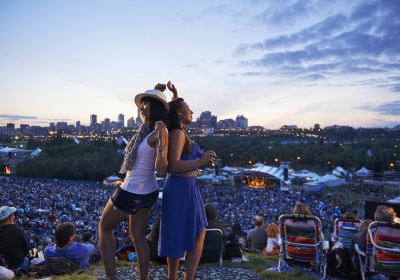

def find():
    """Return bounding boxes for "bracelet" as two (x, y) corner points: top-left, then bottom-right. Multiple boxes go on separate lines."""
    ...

(157, 146), (167, 154)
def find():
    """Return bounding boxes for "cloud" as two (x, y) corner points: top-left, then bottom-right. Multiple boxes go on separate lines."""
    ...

(254, 0), (318, 27)
(359, 101), (400, 115)
(236, 0), (400, 89)
(0, 114), (37, 121)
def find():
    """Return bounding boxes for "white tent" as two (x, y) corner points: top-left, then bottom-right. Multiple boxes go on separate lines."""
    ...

(31, 148), (42, 157)
(332, 166), (347, 177)
(318, 174), (346, 187)
(248, 164), (285, 180)
(290, 170), (320, 182)
(103, 175), (123, 186)
(303, 181), (325, 192)
(356, 167), (371, 177)
(387, 196), (400, 204)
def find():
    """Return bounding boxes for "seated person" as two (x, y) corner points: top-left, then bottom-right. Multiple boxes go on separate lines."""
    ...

(355, 205), (394, 253)
(292, 202), (325, 241)
(224, 223), (246, 260)
(0, 206), (30, 270)
(205, 203), (226, 238)
(293, 202), (311, 215)
(262, 223), (280, 255)
(246, 215), (268, 252)
(44, 222), (95, 269)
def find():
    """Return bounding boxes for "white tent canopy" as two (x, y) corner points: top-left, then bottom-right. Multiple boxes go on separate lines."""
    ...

(356, 167), (371, 177)
(332, 166), (347, 177)
(31, 148), (42, 157)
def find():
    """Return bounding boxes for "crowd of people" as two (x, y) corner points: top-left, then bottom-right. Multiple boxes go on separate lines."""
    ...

(0, 176), (362, 250)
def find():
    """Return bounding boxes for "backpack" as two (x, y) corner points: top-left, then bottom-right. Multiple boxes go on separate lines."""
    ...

(28, 257), (79, 277)
(327, 247), (357, 279)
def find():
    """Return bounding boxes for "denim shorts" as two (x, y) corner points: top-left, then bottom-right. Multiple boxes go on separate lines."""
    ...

(111, 187), (158, 215)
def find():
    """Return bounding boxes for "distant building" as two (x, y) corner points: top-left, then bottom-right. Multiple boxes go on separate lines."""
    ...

(20, 124), (29, 131)
(49, 122), (56, 131)
(249, 126), (264, 131)
(197, 111), (217, 128)
(118, 114), (124, 128)
(281, 125), (298, 131)
(90, 114), (97, 127)
(56, 122), (68, 131)
(76, 121), (81, 132)
(324, 125), (353, 131)
(103, 118), (111, 131)
(314, 123), (321, 130)
(110, 121), (119, 130)
(217, 119), (236, 129)
(236, 115), (248, 129)
(6, 123), (15, 132)
(127, 117), (135, 128)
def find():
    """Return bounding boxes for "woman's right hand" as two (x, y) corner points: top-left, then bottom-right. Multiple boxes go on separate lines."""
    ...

(199, 150), (217, 166)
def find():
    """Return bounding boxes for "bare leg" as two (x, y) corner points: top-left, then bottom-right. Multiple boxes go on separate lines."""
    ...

(184, 229), (206, 280)
(98, 199), (126, 280)
(167, 258), (179, 280)
(129, 208), (150, 280)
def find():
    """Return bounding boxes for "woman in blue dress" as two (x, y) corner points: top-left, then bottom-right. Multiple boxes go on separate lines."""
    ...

(159, 82), (217, 280)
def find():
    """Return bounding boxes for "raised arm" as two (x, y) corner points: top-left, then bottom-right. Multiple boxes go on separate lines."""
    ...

(168, 129), (216, 173)
(167, 81), (178, 100)
(154, 121), (168, 176)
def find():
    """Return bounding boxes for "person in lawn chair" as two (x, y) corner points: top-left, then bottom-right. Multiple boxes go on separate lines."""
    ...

(278, 203), (327, 279)
(354, 205), (400, 280)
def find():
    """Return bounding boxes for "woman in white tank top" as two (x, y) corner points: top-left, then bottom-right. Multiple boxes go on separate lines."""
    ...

(99, 83), (174, 280)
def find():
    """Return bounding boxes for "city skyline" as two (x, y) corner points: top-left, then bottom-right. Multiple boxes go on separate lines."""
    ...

(1, 0), (399, 129)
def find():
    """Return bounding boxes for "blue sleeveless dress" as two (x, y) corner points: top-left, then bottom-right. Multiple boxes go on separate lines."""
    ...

(158, 142), (208, 258)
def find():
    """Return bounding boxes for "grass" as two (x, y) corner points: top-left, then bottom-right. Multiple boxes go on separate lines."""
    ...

(35, 254), (315, 280)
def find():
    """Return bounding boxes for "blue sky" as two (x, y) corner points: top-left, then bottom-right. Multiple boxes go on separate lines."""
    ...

(0, 0), (399, 128)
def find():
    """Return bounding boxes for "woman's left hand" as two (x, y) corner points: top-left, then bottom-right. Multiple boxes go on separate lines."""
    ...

(155, 121), (168, 147)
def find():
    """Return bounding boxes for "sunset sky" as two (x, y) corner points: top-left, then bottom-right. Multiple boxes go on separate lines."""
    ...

(0, 0), (399, 128)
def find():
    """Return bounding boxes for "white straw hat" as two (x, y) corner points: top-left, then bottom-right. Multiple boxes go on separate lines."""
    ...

(134, 89), (170, 113)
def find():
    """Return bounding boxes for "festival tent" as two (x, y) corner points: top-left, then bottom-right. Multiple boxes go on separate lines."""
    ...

(303, 181), (325, 193)
(290, 170), (320, 182)
(318, 174), (346, 187)
(31, 148), (42, 157)
(387, 196), (400, 204)
(355, 167), (372, 177)
(103, 175), (123, 186)
(221, 166), (239, 174)
(332, 166), (347, 177)
(249, 164), (285, 180)
(0, 147), (34, 160)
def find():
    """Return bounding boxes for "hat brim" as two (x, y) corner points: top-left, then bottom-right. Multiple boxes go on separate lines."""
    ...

(0, 206), (17, 221)
(134, 93), (170, 113)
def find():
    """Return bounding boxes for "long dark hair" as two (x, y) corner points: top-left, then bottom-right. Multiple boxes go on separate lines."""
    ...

(141, 97), (168, 130)
(168, 98), (191, 155)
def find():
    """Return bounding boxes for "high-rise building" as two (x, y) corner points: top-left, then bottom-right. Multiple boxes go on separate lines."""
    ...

(76, 121), (81, 132)
(103, 118), (111, 131)
(217, 119), (236, 129)
(90, 114), (97, 127)
(6, 123), (15, 132)
(236, 115), (248, 129)
(20, 124), (29, 131)
(197, 111), (217, 128)
(118, 114), (124, 128)
(56, 122), (68, 130)
(127, 117), (135, 128)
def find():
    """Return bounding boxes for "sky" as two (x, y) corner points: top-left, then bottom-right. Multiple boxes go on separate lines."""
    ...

(0, 0), (399, 129)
